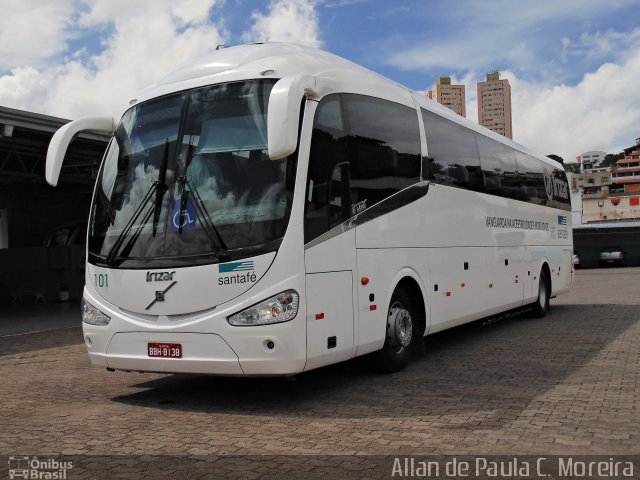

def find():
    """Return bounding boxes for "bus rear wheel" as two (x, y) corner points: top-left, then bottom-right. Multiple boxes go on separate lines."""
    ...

(531, 269), (550, 318)
(376, 288), (416, 372)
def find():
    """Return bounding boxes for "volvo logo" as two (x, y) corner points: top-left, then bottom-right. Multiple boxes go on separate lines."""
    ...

(145, 281), (177, 310)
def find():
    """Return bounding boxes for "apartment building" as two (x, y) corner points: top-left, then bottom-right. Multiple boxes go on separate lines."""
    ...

(477, 71), (512, 139)
(576, 150), (607, 171)
(611, 138), (640, 195)
(426, 76), (466, 117)
(581, 138), (640, 222)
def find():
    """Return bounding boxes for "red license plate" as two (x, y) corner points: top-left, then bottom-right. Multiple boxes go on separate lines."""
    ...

(148, 342), (182, 358)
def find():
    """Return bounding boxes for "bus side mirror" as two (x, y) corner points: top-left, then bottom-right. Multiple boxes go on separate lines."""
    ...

(267, 75), (316, 161)
(46, 116), (115, 186)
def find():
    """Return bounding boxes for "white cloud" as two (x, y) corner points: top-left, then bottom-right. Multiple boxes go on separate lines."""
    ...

(389, 37), (535, 74)
(385, 0), (638, 78)
(323, 0), (369, 8)
(452, 0), (633, 28)
(78, 0), (215, 29)
(0, 0), (77, 71)
(507, 46), (640, 160)
(0, 0), (224, 119)
(243, 0), (321, 47)
(0, 67), (50, 107)
(561, 27), (640, 63)
(0, 0), (323, 119)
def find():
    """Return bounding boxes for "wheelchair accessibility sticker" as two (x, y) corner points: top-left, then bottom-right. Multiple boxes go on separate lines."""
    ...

(170, 200), (197, 232)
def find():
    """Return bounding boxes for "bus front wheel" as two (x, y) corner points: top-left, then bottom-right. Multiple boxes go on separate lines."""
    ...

(531, 270), (550, 318)
(376, 289), (416, 372)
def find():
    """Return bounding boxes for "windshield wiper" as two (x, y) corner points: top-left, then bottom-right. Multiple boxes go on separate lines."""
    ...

(98, 182), (116, 225)
(177, 143), (228, 255)
(105, 181), (158, 266)
(152, 140), (170, 236)
(177, 175), (228, 256)
(105, 140), (171, 266)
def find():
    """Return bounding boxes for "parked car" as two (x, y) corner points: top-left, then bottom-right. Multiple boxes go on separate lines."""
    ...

(600, 247), (625, 267)
(573, 252), (580, 268)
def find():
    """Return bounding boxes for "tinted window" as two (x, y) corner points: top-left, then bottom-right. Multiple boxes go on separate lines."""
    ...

(514, 150), (546, 204)
(304, 96), (350, 243)
(418, 109), (570, 211)
(304, 95), (422, 243)
(475, 134), (520, 199)
(421, 109), (482, 190)
(342, 95), (421, 209)
(545, 168), (571, 211)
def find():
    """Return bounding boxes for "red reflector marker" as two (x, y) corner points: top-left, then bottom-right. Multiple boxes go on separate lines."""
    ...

(445, 291), (451, 297)
(361, 277), (369, 285)
(369, 305), (377, 311)
(461, 283), (465, 288)
(315, 313), (324, 320)
(489, 283), (493, 288)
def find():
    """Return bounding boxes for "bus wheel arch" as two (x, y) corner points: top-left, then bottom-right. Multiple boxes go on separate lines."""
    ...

(376, 276), (426, 372)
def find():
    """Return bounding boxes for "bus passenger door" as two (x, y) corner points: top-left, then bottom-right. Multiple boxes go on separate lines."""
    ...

(303, 157), (356, 370)
(303, 97), (357, 370)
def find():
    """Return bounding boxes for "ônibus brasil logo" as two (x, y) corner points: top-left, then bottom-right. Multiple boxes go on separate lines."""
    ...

(8, 456), (73, 479)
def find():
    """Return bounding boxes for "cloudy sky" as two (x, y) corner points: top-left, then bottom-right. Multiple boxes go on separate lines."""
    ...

(1, 0), (639, 162)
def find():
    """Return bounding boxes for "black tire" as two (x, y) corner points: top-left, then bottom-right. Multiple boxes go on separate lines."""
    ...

(375, 288), (416, 372)
(531, 269), (550, 318)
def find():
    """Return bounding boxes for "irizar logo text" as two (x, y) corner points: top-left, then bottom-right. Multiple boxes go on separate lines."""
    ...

(146, 271), (176, 282)
(544, 171), (569, 201)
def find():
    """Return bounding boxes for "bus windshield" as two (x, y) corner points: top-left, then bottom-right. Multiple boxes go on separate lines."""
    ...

(89, 79), (297, 268)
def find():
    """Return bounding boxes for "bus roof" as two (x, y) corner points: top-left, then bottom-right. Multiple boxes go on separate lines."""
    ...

(133, 42), (562, 171)
(135, 42), (411, 105)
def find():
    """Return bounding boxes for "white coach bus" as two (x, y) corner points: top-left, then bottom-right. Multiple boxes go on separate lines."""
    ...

(46, 43), (572, 375)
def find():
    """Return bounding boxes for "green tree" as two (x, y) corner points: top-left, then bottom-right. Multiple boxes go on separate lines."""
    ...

(601, 152), (624, 168)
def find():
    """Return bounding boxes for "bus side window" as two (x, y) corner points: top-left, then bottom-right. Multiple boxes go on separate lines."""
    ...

(342, 95), (421, 208)
(476, 133), (520, 199)
(304, 96), (350, 243)
(514, 150), (546, 205)
(328, 162), (351, 227)
(421, 109), (482, 191)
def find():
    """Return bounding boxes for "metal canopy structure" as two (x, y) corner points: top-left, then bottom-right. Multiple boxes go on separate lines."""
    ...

(0, 106), (110, 302)
(0, 106), (109, 186)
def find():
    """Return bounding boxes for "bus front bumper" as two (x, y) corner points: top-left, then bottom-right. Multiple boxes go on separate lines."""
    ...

(84, 328), (306, 376)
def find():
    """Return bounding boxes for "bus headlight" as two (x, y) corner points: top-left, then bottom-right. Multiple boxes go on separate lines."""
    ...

(81, 298), (111, 326)
(228, 290), (299, 326)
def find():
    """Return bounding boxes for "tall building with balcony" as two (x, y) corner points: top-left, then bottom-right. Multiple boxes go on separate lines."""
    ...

(610, 138), (640, 195)
(477, 71), (512, 139)
(581, 138), (640, 222)
(426, 77), (466, 117)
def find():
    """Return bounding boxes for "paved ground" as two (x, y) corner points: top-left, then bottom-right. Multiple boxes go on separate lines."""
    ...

(0, 301), (81, 336)
(0, 268), (639, 478)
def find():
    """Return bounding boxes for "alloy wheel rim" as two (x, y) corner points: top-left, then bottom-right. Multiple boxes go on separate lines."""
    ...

(388, 302), (413, 352)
